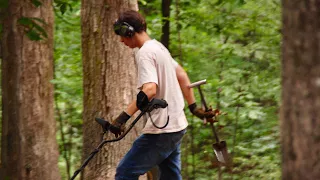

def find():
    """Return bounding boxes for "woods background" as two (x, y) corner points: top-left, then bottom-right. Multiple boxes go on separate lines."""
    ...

(0, 0), (319, 180)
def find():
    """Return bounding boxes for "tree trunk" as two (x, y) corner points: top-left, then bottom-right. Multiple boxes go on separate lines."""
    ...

(81, 1), (147, 179)
(161, 0), (171, 49)
(0, 1), (60, 180)
(281, 0), (320, 179)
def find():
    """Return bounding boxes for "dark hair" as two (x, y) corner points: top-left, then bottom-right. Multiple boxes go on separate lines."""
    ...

(117, 10), (147, 33)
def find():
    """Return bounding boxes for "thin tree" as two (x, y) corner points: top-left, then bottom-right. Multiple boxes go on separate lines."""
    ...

(0, 0), (61, 179)
(175, 0), (183, 65)
(81, 0), (147, 179)
(161, 0), (171, 49)
(281, 0), (320, 179)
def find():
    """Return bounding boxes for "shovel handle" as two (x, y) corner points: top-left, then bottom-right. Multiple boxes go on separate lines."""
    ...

(188, 79), (207, 88)
(190, 79), (221, 143)
(210, 120), (220, 143)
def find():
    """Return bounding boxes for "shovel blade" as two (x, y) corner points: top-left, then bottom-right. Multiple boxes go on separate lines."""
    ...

(212, 141), (230, 166)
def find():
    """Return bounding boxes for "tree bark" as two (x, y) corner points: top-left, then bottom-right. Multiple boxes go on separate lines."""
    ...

(0, 0), (60, 180)
(161, 0), (171, 49)
(81, 1), (147, 179)
(281, 0), (320, 179)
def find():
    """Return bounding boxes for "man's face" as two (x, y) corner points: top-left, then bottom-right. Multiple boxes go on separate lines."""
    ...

(120, 36), (136, 48)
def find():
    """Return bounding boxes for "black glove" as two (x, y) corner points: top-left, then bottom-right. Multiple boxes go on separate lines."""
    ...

(110, 111), (131, 137)
(188, 103), (218, 122)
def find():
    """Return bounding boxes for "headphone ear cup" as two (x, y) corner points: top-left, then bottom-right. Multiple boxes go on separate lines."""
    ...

(122, 22), (135, 37)
(127, 26), (135, 37)
(120, 24), (129, 36)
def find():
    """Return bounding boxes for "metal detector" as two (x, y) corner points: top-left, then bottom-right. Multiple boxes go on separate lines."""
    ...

(70, 98), (168, 180)
(188, 79), (230, 166)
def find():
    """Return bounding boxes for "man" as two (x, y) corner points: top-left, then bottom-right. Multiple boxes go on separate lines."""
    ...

(108, 10), (216, 180)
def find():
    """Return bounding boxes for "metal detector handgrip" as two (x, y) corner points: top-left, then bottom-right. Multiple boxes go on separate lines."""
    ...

(145, 98), (168, 112)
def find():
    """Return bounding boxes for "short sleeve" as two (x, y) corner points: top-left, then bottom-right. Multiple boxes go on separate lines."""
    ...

(172, 58), (179, 68)
(137, 54), (158, 89)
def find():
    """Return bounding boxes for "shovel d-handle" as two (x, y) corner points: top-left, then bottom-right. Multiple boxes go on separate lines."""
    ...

(70, 98), (168, 180)
(188, 79), (209, 110)
(188, 79), (210, 120)
(188, 79), (207, 88)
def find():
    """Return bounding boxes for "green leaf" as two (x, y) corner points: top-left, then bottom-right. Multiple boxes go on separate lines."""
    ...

(30, 17), (47, 25)
(138, 0), (147, 5)
(17, 17), (33, 27)
(68, 4), (73, 12)
(18, 17), (48, 40)
(215, 0), (223, 5)
(33, 22), (48, 38)
(236, 0), (246, 6)
(26, 29), (41, 41)
(60, 3), (67, 15)
(31, 0), (42, 7)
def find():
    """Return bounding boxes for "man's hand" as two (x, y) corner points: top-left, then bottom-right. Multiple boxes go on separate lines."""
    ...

(110, 111), (131, 138)
(188, 103), (219, 122)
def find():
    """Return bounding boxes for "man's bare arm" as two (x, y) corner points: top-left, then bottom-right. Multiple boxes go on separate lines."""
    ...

(175, 64), (196, 105)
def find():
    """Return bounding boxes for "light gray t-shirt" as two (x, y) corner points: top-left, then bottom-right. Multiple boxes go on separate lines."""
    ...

(135, 39), (188, 134)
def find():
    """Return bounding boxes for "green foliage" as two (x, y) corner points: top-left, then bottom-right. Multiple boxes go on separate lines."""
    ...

(138, 0), (281, 179)
(1, 1), (49, 41)
(0, 0), (76, 42)
(31, 0), (42, 7)
(17, 17), (48, 41)
(0, 0), (281, 178)
(51, 0), (281, 179)
(138, 0), (148, 6)
(54, 0), (75, 15)
(53, 1), (82, 179)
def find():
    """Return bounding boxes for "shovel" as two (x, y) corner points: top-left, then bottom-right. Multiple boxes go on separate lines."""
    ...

(189, 79), (230, 166)
(210, 117), (229, 165)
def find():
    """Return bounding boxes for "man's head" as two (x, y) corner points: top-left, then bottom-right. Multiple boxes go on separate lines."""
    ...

(114, 10), (149, 49)
(113, 10), (147, 38)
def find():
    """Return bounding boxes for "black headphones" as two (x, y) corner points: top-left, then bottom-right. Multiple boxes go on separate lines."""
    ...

(113, 20), (135, 38)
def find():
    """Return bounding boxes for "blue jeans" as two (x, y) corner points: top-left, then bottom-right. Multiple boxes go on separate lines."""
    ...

(115, 129), (186, 180)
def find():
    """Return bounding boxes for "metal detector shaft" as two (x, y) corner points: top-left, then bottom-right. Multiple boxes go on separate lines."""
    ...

(70, 98), (168, 180)
(70, 110), (146, 180)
